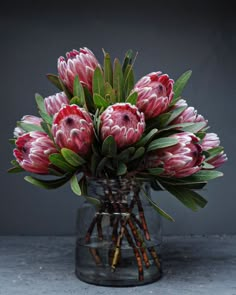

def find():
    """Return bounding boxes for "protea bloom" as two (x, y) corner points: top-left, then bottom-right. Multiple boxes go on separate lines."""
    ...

(201, 133), (227, 168)
(44, 92), (69, 116)
(133, 72), (174, 120)
(100, 103), (145, 149)
(13, 131), (57, 174)
(52, 104), (94, 156)
(171, 99), (207, 130)
(14, 115), (43, 138)
(57, 47), (100, 93)
(147, 132), (204, 178)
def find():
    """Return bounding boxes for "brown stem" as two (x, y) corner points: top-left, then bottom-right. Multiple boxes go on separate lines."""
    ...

(111, 217), (127, 272)
(148, 246), (161, 270)
(89, 248), (102, 265)
(112, 215), (120, 243)
(85, 215), (97, 243)
(119, 192), (150, 270)
(96, 214), (103, 241)
(127, 218), (142, 247)
(123, 225), (144, 281)
(129, 216), (150, 268)
(131, 213), (143, 230)
(134, 191), (150, 241)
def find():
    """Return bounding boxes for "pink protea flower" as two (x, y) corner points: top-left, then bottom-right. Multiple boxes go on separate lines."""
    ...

(133, 72), (174, 120)
(201, 133), (227, 168)
(44, 92), (69, 116)
(100, 103), (145, 149)
(14, 115), (43, 138)
(171, 99), (208, 129)
(52, 104), (94, 156)
(57, 47), (100, 93)
(13, 131), (57, 174)
(147, 132), (204, 178)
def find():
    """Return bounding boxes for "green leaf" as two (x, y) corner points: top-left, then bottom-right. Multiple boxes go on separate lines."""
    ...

(93, 93), (109, 108)
(122, 49), (134, 73)
(35, 93), (53, 124)
(130, 147), (145, 161)
(172, 70), (192, 105)
(181, 121), (207, 133)
(113, 58), (124, 102)
(96, 157), (109, 176)
(9, 138), (16, 145)
(125, 91), (138, 104)
(61, 148), (86, 167)
(40, 122), (54, 140)
(46, 74), (64, 91)
(117, 162), (127, 176)
(163, 184), (208, 211)
(24, 174), (71, 189)
(146, 113), (172, 130)
(91, 153), (101, 175)
(70, 174), (81, 196)
(49, 153), (76, 173)
(148, 168), (164, 175)
(8, 166), (24, 173)
(48, 168), (64, 176)
(166, 106), (187, 124)
(17, 122), (44, 133)
(84, 196), (101, 209)
(39, 111), (53, 125)
(136, 128), (158, 148)
(73, 75), (85, 105)
(124, 65), (134, 97)
(102, 135), (117, 157)
(70, 96), (82, 106)
(196, 131), (206, 140)
(35, 93), (47, 114)
(79, 176), (87, 195)
(147, 137), (178, 152)
(83, 86), (96, 113)
(157, 122), (198, 133)
(204, 147), (224, 161)
(183, 170), (223, 182)
(11, 159), (19, 166)
(93, 67), (105, 97)
(104, 53), (113, 86)
(141, 188), (174, 222)
(117, 147), (135, 162)
(104, 82), (116, 103)
(202, 162), (215, 169)
(59, 78), (72, 99)
(158, 178), (207, 190)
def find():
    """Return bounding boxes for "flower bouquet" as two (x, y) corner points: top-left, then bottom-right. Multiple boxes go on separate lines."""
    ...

(8, 47), (227, 286)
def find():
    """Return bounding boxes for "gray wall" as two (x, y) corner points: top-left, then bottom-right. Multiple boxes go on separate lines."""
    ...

(1, 1), (235, 235)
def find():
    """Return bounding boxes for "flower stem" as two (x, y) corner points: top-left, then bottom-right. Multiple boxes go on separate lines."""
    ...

(123, 224), (144, 281)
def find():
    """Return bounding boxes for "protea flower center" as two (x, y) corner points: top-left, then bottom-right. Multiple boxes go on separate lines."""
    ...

(52, 104), (94, 156)
(100, 103), (145, 149)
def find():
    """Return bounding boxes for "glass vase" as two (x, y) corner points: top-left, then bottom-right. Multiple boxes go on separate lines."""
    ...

(75, 178), (162, 287)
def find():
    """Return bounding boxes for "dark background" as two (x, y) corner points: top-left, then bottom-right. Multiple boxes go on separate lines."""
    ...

(1, 1), (235, 235)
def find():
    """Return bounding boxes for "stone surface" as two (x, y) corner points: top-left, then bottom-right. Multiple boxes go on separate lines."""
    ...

(0, 235), (236, 295)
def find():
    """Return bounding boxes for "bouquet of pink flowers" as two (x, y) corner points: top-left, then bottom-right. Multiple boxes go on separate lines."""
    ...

(8, 48), (227, 283)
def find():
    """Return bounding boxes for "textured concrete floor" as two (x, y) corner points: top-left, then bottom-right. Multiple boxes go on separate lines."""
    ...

(0, 235), (236, 295)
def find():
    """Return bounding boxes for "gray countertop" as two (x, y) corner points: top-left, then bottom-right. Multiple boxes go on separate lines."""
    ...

(0, 235), (236, 295)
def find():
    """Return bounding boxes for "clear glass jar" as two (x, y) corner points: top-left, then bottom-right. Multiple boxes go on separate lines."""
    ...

(75, 178), (162, 286)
